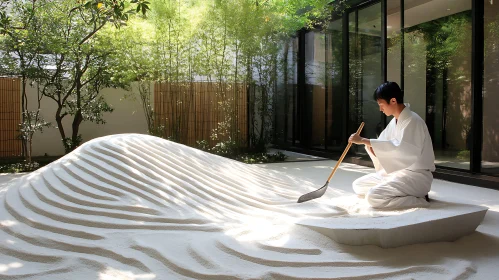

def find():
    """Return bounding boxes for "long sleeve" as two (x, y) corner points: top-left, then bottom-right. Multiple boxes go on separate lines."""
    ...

(365, 145), (382, 172)
(370, 119), (425, 174)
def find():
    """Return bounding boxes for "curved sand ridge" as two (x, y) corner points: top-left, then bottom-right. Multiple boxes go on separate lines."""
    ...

(0, 134), (475, 279)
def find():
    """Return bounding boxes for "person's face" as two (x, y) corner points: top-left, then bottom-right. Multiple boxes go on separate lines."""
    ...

(377, 98), (397, 116)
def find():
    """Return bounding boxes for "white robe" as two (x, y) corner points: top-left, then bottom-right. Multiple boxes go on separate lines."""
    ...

(353, 104), (436, 209)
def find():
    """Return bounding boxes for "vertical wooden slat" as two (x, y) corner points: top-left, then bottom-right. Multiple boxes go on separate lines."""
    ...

(2, 79), (4, 156)
(8, 79), (12, 156)
(1, 78), (4, 156)
(6, 79), (15, 155)
(154, 82), (158, 131)
(206, 83), (208, 143)
(9, 79), (12, 155)
(16, 78), (21, 155)
(207, 83), (210, 145)
(15, 78), (21, 154)
(13, 78), (16, 154)
(9, 78), (12, 155)
(152, 81), (248, 148)
(1, 79), (2, 156)
(2, 78), (5, 156)
(195, 83), (199, 142)
(0, 77), (21, 158)
(3, 78), (7, 157)
(3, 78), (6, 156)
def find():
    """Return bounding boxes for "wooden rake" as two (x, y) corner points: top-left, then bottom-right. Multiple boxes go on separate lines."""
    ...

(297, 122), (365, 203)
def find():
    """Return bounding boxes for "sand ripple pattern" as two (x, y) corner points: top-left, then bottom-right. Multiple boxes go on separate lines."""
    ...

(0, 134), (474, 279)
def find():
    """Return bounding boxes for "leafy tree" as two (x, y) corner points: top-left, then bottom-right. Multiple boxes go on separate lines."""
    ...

(108, 0), (343, 152)
(1, 0), (150, 153)
(106, 19), (159, 135)
(0, 0), (51, 164)
(2, 0), (342, 162)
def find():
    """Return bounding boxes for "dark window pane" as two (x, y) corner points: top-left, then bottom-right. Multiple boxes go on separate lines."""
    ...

(403, 0), (472, 170)
(483, 0), (499, 175)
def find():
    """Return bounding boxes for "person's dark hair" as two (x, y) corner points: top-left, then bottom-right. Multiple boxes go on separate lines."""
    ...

(373, 81), (403, 104)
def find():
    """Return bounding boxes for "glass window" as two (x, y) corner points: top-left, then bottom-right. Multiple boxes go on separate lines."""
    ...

(305, 31), (327, 149)
(483, 0), (499, 176)
(274, 38), (299, 147)
(403, 0), (472, 170)
(349, 2), (384, 154)
(326, 17), (345, 150)
(387, 0), (402, 86)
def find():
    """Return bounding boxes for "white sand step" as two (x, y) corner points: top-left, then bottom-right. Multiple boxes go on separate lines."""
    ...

(297, 201), (487, 248)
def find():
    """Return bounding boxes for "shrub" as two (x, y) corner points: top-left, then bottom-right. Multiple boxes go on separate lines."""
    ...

(0, 161), (40, 173)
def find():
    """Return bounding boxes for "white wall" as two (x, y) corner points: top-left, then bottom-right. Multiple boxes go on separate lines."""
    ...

(25, 82), (151, 156)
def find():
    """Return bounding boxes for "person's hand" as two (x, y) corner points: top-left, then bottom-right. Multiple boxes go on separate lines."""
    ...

(349, 133), (363, 144)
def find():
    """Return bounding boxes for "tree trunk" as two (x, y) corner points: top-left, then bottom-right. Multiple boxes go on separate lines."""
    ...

(55, 107), (67, 151)
(21, 75), (28, 160)
(70, 111), (83, 151)
(55, 110), (66, 140)
(28, 137), (33, 165)
(71, 61), (83, 152)
(259, 86), (266, 146)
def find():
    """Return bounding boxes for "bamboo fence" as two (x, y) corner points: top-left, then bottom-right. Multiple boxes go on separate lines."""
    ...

(0, 77), (22, 158)
(154, 82), (248, 147)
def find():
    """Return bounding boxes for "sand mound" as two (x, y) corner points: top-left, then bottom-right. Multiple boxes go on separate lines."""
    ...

(0, 134), (476, 279)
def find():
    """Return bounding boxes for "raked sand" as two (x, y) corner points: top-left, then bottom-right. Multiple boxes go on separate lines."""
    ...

(0, 134), (498, 279)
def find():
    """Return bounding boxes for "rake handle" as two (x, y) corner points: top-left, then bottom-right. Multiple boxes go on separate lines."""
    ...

(326, 122), (365, 183)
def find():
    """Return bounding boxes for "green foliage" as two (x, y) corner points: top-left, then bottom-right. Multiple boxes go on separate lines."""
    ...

(104, 19), (156, 134)
(2, 0), (340, 158)
(195, 139), (287, 164)
(0, 1), (54, 163)
(196, 139), (240, 157)
(63, 135), (83, 154)
(0, 155), (61, 173)
(402, 12), (473, 148)
(236, 151), (287, 164)
(103, 0), (345, 161)
(66, 96), (114, 124)
(0, 0), (151, 153)
(211, 140), (240, 157)
(82, 0), (150, 28)
(399, 11), (472, 77)
(195, 140), (210, 152)
(456, 150), (470, 161)
(149, 124), (167, 137)
(0, 161), (40, 173)
(109, 0), (342, 151)
(18, 110), (52, 141)
(414, 11), (471, 72)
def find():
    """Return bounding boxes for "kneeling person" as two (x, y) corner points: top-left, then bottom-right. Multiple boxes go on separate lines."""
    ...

(349, 82), (435, 209)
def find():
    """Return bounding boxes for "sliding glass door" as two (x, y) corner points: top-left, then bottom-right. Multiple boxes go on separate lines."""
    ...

(349, 2), (384, 154)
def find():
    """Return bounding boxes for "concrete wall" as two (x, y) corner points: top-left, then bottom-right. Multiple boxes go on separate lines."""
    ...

(25, 82), (150, 156)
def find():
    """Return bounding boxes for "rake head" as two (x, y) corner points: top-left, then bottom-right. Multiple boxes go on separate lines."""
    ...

(297, 182), (329, 203)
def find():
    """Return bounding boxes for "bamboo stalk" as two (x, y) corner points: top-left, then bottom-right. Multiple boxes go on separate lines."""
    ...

(151, 81), (249, 148)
